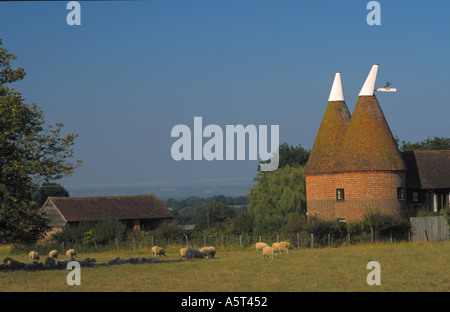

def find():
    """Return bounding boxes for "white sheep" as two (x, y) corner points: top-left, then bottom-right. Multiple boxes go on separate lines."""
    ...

(280, 241), (291, 249)
(29, 251), (40, 261)
(272, 242), (289, 254)
(199, 246), (216, 259)
(262, 246), (275, 259)
(49, 250), (58, 259)
(151, 246), (167, 257)
(255, 242), (268, 251)
(185, 248), (204, 260)
(66, 249), (77, 259)
(179, 248), (188, 258)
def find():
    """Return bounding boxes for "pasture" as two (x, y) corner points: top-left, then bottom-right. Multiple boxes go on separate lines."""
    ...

(0, 241), (449, 292)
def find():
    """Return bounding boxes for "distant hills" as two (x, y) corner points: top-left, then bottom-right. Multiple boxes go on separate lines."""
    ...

(65, 181), (255, 200)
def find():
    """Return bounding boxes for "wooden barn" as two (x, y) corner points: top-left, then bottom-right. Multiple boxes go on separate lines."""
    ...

(41, 194), (173, 233)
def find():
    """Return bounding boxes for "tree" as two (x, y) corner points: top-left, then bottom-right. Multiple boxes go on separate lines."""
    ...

(32, 182), (70, 209)
(0, 39), (81, 244)
(248, 165), (307, 234)
(257, 142), (310, 172)
(196, 202), (236, 232)
(396, 136), (450, 151)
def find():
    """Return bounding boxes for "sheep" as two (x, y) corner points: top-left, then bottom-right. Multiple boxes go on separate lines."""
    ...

(272, 242), (289, 254)
(199, 246), (216, 259)
(185, 248), (204, 260)
(151, 246), (167, 257)
(280, 241), (291, 250)
(179, 247), (188, 258)
(262, 246), (275, 259)
(29, 251), (40, 261)
(49, 250), (58, 259)
(255, 242), (268, 251)
(66, 249), (77, 259)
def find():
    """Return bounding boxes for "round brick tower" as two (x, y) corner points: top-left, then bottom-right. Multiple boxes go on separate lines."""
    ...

(305, 72), (351, 220)
(305, 65), (407, 221)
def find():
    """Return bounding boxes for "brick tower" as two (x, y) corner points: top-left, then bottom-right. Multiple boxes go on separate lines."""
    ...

(305, 65), (407, 221)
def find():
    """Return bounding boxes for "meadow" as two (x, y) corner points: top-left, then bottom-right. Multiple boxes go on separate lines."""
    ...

(0, 241), (448, 292)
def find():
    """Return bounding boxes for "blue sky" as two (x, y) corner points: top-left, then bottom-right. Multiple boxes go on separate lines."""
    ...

(1, 0), (449, 194)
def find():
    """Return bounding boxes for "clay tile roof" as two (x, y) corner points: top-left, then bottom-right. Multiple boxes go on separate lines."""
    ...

(402, 150), (450, 189)
(47, 194), (173, 222)
(334, 95), (406, 172)
(305, 100), (351, 174)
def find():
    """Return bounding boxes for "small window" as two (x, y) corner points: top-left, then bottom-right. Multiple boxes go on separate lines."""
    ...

(412, 191), (420, 203)
(397, 187), (406, 200)
(336, 188), (345, 201)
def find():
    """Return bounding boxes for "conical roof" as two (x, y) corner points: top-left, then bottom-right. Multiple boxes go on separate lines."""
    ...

(305, 73), (351, 174)
(334, 65), (406, 172)
(334, 94), (406, 172)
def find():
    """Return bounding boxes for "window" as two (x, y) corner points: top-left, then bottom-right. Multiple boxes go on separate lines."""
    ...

(397, 187), (406, 200)
(412, 191), (420, 203)
(336, 188), (345, 201)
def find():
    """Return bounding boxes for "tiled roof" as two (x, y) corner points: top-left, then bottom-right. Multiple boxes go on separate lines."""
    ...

(334, 95), (407, 172)
(402, 150), (450, 189)
(46, 194), (173, 222)
(305, 100), (351, 174)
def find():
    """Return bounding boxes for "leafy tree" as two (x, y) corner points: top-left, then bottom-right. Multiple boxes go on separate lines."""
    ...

(257, 142), (310, 172)
(32, 182), (70, 208)
(0, 39), (81, 244)
(248, 166), (307, 234)
(396, 136), (450, 151)
(196, 202), (236, 231)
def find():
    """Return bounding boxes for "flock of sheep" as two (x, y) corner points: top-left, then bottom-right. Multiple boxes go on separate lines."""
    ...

(255, 241), (291, 259)
(1, 241), (288, 271)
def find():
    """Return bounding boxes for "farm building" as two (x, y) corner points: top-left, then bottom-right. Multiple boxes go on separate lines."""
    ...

(41, 194), (174, 233)
(305, 65), (450, 221)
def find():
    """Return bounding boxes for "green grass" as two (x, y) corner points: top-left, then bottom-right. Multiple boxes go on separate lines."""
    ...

(0, 241), (449, 292)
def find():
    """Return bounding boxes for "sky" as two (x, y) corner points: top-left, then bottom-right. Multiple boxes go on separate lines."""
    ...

(0, 0), (449, 195)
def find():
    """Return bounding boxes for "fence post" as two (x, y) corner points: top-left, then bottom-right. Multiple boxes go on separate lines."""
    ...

(328, 233), (331, 247)
(222, 235), (224, 248)
(371, 227), (374, 243)
(297, 233), (300, 249)
(310, 234), (314, 249)
(151, 235), (154, 247)
(115, 238), (119, 250)
(239, 235), (242, 247)
(347, 232), (351, 244)
(277, 235), (279, 243)
(185, 235), (189, 247)
(204, 236), (206, 246)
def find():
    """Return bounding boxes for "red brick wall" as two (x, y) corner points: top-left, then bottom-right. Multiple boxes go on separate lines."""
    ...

(306, 171), (406, 221)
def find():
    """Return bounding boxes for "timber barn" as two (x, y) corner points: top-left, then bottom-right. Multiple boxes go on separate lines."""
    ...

(41, 194), (174, 232)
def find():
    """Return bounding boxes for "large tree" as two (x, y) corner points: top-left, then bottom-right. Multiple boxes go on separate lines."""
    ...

(0, 39), (81, 244)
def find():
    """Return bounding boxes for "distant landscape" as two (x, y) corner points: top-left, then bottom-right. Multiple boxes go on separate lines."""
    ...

(64, 181), (255, 200)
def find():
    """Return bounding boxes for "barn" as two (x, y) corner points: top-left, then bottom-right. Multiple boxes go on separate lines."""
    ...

(41, 194), (174, 233)
(305, 64), (449, 221)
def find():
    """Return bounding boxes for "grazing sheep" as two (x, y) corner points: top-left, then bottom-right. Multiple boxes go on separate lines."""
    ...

(272, 242), (289, 254)
(151, 246), (167, 257)
(199, 246), (216, 259)
(49, 250), (58, 259)
(29, 251), (40, 261)
(179, 248), (188, 258)
(262, 247), (275, 259)
(185, 248), (204, 260)
(280, 241), (291, 249)
(207, 246), (216, 258)
(255, 242), (268, 251)
(66, 249), (77, 259)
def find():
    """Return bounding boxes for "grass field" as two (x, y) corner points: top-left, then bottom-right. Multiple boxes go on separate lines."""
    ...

(0, 241), (449, 292)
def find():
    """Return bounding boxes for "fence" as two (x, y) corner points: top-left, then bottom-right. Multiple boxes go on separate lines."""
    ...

(410, 216), (449, 242)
